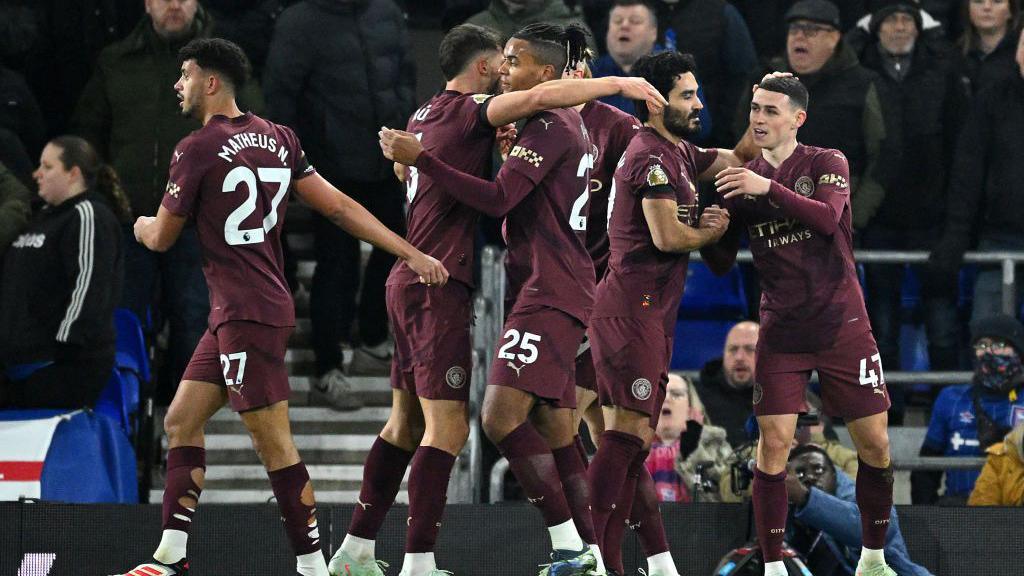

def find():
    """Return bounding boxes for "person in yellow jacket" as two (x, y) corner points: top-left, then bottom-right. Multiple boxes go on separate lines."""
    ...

(969, 423), (1024, 506)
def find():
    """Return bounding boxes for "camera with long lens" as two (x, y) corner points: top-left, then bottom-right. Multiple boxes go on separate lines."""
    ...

(728, 411), (821, 496)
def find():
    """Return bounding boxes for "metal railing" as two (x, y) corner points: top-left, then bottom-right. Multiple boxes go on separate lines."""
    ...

(463, 248), (1024, 502)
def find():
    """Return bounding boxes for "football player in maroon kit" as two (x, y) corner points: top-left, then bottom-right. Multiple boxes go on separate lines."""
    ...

(585, 51), (758, 576)
(335, 23), (665, 576)
(708, 76), (896, 576)
(382, 22), (666, 576)
(116, 39), (447, 576)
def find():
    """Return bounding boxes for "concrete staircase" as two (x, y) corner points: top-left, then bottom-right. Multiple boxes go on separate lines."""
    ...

(149, 202), (403, 504)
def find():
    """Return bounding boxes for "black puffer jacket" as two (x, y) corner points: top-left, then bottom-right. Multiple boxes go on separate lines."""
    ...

(264, 0), (416, 183)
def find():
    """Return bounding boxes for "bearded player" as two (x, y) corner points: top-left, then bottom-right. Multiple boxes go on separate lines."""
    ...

(333, 22), (665, 576)
(707, 75), (896, 576)
(116, 38), (447, 576)
(585, 50), (758, 576)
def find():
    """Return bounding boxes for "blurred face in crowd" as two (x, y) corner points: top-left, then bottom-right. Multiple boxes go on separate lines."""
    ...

(656, 374), (699, 442)
(174, 59), (207, 120)
(660, 72), (703, 138)
(606, 4), (658, 71)
(146, 0), (198, 40)
(787, 19), (841, 74)
(722, 321), (758, 390)
(969, 0), (1013, 36)
(499, 38), (556, 93)
(788, 449), (837, 495)
(878, 11), (919, 55)
(34, 144), (83, 207)
(501, 0), (547, 15)
(1017, 26), (1024, 77)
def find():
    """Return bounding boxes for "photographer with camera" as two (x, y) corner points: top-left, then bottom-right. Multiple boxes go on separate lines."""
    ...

(785, 444), (932, 576)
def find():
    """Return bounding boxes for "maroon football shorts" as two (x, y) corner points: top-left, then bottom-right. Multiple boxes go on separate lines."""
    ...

(182, 320), (293, 412)
(488, 305), (585, 409)
(754, 327), (891, 420)
(574, 340), (597, 392)
(590, 316), (672, 428)
(386, 281), (473, 402)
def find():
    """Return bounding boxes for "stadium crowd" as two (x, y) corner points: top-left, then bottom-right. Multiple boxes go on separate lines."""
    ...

(1, 0), (1023, 574)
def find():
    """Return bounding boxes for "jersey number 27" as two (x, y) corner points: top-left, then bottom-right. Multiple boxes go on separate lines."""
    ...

(222, 166), (291, 246)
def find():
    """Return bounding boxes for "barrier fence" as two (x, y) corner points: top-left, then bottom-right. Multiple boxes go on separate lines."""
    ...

(4, 501), (1020, 575)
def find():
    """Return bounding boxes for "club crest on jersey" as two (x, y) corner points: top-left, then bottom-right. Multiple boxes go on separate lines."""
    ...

(445, 366), (467, 389)
(794, 176), (815, 197)
(647, 164), (669, 187)
(632, 378), (652, 401)
(752, 382), (763, 405)
(509, 145), (543, 167)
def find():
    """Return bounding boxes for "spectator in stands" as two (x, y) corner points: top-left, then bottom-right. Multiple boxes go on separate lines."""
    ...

(785, 444), (933, 576)
(204, 0), (286, 78)
(968, 422), (1024, 505)
(654, 0), (759, 146)
(952, 0), (1020, 108)
(645, 373), (699, 502)
(264, 0), (414, 406)
(670, 376), (734, 503)
(912, 315), (1024, 504)
(71, 0), (260, 404)
(0, 162), (31, 261)
(0, 136), (127, 409)
(928, 25), (1024, 322)
(466, 0), (596, 48)
(590, 0), (660, 112)
(734, 0), (888, 221)
(696, 320), (758, 447)
(850, 1), (961, 409)
(731, 0), (870, 67)
(0, 63), (46, 177)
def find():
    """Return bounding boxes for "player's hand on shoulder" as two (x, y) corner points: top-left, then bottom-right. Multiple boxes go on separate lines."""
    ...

(379, 126), (423, 166)
(715, 167), (771, 199)
(751, 71), (795, 95)
(496, 123), (517, 160)
(615, 76), (667, 111)
(699, 204), (730, 239)
(408, 252), (449, 287)
(133, 216), (155, 243)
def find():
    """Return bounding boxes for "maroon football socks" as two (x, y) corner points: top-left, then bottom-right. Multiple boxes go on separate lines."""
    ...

(631, 461), (669, 557)
(405, 445), (457, 553)
(601, 449), (642, 574)
(552, 442), (597, 545)
(587, 430), (644, 545)
(268, 462), (321, 555)
(348, 436), (415, 539)
(162, 446), (205, 533)
(856, 457), (894, 549)
(752, 467), (788, 562)
(574, 434), (590, 469)
(496, 422), (573, 526)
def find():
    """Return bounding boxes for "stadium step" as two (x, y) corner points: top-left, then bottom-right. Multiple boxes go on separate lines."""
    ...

(287, 375), (392, 407)
(206, 406), (391, 435)
(149, 487), (408, 505)
(152, 463), (408, 493)
(161, 433), (381, 465)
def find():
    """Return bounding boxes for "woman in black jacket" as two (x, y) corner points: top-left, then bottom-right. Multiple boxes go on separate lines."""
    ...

(0, 135), (128, 408)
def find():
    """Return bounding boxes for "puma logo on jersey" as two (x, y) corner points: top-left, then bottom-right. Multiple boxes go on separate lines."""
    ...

(507, 362), (525, 377)
(228, 384), (244, 395)
(648, 153), (664, 162)
(173, 150), (183, 162)
(538, 118), (553, 130)
(873, 388), (886, 396)
(357, 499), (372, 510)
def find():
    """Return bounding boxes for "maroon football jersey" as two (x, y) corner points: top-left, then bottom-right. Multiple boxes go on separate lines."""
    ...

(579, 100), (642, 281)
(502, 107), (596, 323)
(387, 91), (495, 288)
(162, 112), (314, 330)
(593, 127), (718, 334)
(723, 144), (869, 353)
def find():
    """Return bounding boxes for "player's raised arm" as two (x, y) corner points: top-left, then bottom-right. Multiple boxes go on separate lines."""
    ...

(698, 125), (760, 179)
(293, 172), (448, 286)
(380, 126), (539, 218)
(134, 206), (187, 252)
(482, 76), (666, 127)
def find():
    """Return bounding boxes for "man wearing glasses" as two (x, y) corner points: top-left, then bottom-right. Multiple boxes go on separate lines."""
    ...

(734, 0), (886, 230)
(912, 315), (1024, 505)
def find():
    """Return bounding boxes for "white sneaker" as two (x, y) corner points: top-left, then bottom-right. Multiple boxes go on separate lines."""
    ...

(313, 368), (363, 411)
(348, 344), (393, 376)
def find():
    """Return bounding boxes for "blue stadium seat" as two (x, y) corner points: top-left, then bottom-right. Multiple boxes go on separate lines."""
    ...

(959, 265), (976, 312)
(899, 323), (930, 371)
(678, 263), (747, 320)
(901, 265), (921, 312)
(94, 369), (133, 433)
(114, 308), (150, 383)
(671, 319), (736, 370)
(100, 308), (149, 435)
